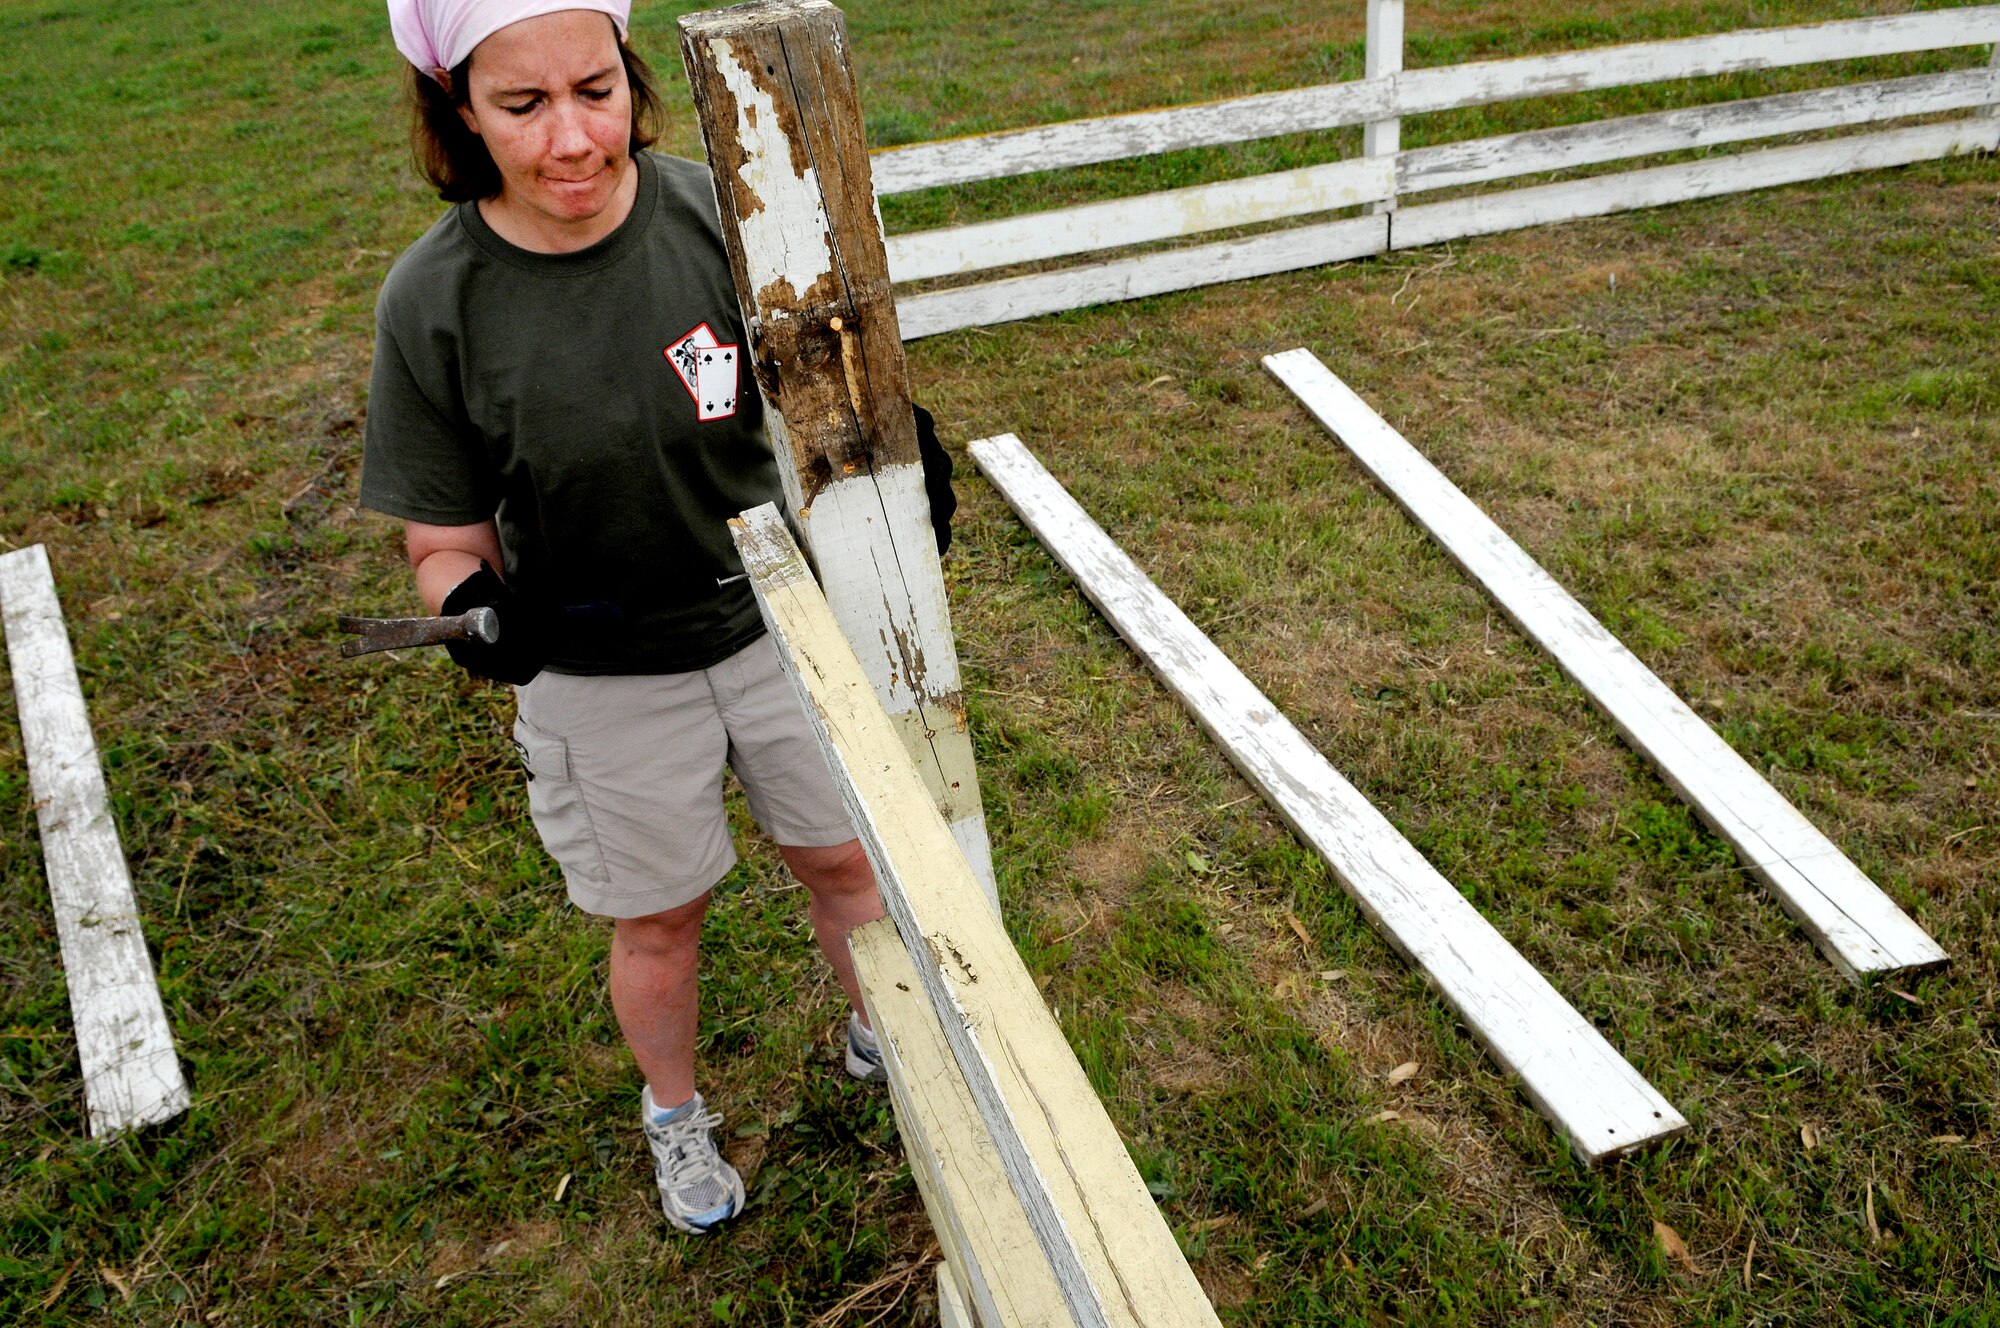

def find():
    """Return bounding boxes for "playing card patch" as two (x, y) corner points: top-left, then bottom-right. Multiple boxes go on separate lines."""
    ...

(664, 322), (739, 421)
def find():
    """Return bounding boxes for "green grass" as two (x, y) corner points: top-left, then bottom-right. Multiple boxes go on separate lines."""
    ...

(3, 0), (1998, 1323)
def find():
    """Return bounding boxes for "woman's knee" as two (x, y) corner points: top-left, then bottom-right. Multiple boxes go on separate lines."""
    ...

(780, 839), (875, 897)
(612, 891), (710, 958)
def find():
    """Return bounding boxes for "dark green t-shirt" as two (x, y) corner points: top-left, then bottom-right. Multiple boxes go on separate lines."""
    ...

(360, 152), (779, 675)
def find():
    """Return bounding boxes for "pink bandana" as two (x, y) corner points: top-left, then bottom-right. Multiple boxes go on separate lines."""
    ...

(388, 1), (632, 81)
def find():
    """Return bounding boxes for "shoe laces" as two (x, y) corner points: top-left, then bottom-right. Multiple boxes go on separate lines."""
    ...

(645, 1101), (730, 1195)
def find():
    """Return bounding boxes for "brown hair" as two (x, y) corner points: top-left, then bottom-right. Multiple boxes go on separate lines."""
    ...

(405, 35), (666, 203)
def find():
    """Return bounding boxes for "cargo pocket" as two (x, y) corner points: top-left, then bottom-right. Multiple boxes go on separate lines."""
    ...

(513, 713), (612, 893)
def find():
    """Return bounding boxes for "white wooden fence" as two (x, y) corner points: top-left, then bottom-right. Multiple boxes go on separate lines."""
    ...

(872, 5), (2000, 338)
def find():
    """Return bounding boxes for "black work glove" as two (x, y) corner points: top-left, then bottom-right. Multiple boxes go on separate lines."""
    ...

(440, 561), (550, 686)
(913, 403), (956, 557)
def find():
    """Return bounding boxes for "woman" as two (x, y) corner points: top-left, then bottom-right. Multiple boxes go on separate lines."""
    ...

(363, 0), (899, 1235)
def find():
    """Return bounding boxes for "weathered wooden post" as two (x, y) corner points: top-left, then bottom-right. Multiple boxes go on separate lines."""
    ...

(1363, 0), (1403, 215)
(678, 0), (996, 911)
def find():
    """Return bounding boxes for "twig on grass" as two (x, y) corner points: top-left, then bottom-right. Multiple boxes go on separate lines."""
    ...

(804, 1242), (939, 1328)
(282, 446), (352, 517)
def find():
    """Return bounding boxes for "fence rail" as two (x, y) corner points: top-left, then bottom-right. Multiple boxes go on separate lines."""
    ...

(875, 5), (2000, 338)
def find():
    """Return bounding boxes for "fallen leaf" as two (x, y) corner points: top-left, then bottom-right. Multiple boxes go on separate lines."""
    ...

(1148, 373), (1176, 386)
(1888, 988), (1923, 1006)
(1215, 922), (1236, 935)
(1654, 1220), (1699, 1275)
(1396, 1110), (1442, 1138)
(1285, 913), (1313, 950)
(1743, 1237), (1755, 1291)
(37, 1260), (78, 1311)
(1929, 1134), (1965, 1144)
(1387, 1061), (1420, 1085)
(1800, 1123), (1819, 1150)
(1294, 1197), (1329, 1220)
(553, 1172), (572, 1203)
(1866, 1183), (1881, 1244)
(1317, 969), (1345, 982)
(1367, 1109), (1400, 1124)
(99, 1266), (134, 1304)
(1188, 1215), (1235, 1233)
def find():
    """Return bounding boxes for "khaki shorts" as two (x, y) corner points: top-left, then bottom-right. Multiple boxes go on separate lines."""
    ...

(511, 635), (855, 919)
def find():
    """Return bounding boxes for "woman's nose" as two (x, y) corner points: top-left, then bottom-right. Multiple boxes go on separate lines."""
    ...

(548, 99), (593, 158)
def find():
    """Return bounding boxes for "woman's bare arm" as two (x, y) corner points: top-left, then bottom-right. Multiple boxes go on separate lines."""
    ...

(406, 519), (505, 613)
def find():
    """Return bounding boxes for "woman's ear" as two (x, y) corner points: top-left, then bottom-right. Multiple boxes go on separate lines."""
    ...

(442, 71), (483, 136)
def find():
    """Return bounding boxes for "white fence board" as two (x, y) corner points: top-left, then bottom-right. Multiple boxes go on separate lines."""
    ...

(1393, 8), (2000, 117)
(872, 8), (2000, 196)
(871, 80), (1392, 195)
(1263, 349), (1949, 982)
(898, 213), (1387, 341)
(1, 545), (187, 1136)
(885, 156), (1392, 283)
(1391, 118), (2000, 251)
(1399, 67), (2000, 194)
(734, 504), (1222, 1327)
(851, 919), (1067, 1328)
(967, 435), (1687, 1164)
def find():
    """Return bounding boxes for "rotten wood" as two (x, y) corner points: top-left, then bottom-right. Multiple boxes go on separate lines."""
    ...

(680, 0), (995, 902)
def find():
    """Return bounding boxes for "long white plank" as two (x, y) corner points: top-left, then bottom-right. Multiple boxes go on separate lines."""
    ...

(0, 545), (187, 1136)
(886, 156), (1393, 283)
(966, 436), (1686, 1164)
(1392, 118), (2000, 251)
(734, 504), (1221, 1328)
(851, 918), (1070, 1328)
(871, 8), (2000, 195)
(898, 213), (1387, 341)
(1395, 7), (2000, 117)
(1399, 67), (2000, 195)
(871, 79), (1391, 195)
(1263, 350), (1949, 982)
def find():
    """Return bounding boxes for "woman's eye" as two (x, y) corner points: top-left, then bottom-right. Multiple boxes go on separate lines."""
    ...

(503, 100), (538, 116)
(582, 88), (612, 102)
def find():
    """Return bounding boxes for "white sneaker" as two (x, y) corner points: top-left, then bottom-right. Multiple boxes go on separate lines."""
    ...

(641, 1088), (745, 1234)
(844, 1012), (888, 1084)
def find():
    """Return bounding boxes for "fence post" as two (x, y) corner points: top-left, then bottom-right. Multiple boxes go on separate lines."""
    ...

(678, 0), (998, 912)
(1364, 0), (1404, 215)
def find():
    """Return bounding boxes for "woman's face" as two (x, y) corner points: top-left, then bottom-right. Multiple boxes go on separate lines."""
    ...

(456, 11), (633, 230)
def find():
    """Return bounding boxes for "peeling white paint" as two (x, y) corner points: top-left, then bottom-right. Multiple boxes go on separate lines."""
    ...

(714, 47), (834, 304)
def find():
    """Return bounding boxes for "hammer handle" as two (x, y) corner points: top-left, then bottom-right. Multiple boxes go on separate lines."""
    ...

(337, 607), (500, 658)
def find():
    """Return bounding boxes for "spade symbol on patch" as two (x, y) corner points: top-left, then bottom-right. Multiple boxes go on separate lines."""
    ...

(664, 324), (741, 422)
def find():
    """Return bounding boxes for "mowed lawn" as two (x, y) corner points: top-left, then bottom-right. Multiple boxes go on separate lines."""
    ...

(2, 0), (1997, 1323)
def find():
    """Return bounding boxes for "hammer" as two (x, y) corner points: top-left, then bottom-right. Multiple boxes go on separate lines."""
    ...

(337, 607), (499, 659)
